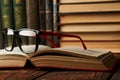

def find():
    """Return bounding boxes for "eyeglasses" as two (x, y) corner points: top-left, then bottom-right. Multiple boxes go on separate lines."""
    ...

(2, 28), (87, 53)
(3, 28), (40, 53)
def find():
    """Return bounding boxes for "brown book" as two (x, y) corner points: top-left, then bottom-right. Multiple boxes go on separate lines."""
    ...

(59, 2), (120, 13)
(60, 0), (118, 4)
(26, 0), (39, 30)
(25, 0), (39, 44)
(0, 29), (4, 49)
(60, 23), (120, 32)
(0, 11), (4, 49)
(60, 32), (120, 41)
(60, 12), (120, 24)
(60, 41), (120, 53)
(0, 45), (117, 71)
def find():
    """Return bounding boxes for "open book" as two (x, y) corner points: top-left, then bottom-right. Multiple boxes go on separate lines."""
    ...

(0, 45), (117, 71)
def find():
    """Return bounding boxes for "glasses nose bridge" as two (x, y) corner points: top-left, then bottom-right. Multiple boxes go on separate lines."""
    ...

(13, 31), (21, 44)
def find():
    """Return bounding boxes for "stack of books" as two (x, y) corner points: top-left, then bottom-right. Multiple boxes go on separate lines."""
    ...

(59, 0), (120, 53)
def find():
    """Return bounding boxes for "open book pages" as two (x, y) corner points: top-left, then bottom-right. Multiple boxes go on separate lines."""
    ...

(32, 45), (112, 60)
(0, 45), (117, 70)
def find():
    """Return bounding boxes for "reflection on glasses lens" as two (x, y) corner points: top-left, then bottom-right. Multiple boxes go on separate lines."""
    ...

(19, 30), (37, 53)
(5, 31), (14, 51)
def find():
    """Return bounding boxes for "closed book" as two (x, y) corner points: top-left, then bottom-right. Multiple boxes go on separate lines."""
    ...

(60, 23), (120, 32)
(26, 0), (39, 29)
(25, 0), (39, 44)
(0, 0), (14, 29)
(38, 0), (46, 31)
(13, 0), (27, 29)
(60, 12), (120, 24)
(59, 2), (120, 13)
(0, 14), (3, 49)
(53, 0), (59, 46)
(0, 0), (14, 47)
(60, 0), (118, 4)
(12, 0), (27, 44)
(45, 0), (53, 47)
(38, 0), (46, 45)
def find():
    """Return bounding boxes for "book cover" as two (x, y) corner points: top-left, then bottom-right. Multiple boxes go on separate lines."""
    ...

(25, 0), (39, 44)
(60, 23), (120, 32)
(12, 0), (27, 44)
(0, 0), (14, 47)
(59, 2), (120, 13)
(12, 0), (27, 29)
(60, 12), (120, 24)
(53, 0), (60, 46)
(45, 0), (54, 47)
(25, 0), (39, 30)
(0, 10), (4, 49)
(60, 0), (119, 4)
(38, 0), (47, 45)
(0, 0), (14, 29)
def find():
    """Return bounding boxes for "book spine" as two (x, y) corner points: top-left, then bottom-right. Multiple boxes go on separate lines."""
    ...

(60, 0), (120, 4)
(0, 9), (3, 49)
(12, 0), (27, 29)
(45, 0), (54, 47)
(12, 0), (27, 44)
(0, 30), (3, 49)
(0, 1), (2, 49)
(53, 0), (60, 46)
(45, 0), (53, 32)
(38, 0), (46, 45)
(26, 0), (39, 30)
(0, 0), (14, 29)
(0, 0), (14, 48)
(25, 0), (39, 44)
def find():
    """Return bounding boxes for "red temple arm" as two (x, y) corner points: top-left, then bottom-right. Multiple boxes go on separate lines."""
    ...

(39, 31), (87, 50)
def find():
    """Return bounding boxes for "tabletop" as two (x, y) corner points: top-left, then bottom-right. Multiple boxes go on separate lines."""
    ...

(0, 68), (115, 80)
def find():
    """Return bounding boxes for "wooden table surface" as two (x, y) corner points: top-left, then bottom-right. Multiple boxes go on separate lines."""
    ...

(0, 68), (114, 80)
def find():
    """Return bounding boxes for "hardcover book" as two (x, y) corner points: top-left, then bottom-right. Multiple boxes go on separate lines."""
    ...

(60, 12), (120, 24)
(12, 0), (27, 44)
(13, 0), (27, 29)
(0, 45), (117, 71)
(59, 2), (120, 13)
(38, 0), (47, 45)
(0, 0), (14, 29)
(0, 0), (14, 47)
(45, 0), (54, 47)
(60, 0), (118, 4)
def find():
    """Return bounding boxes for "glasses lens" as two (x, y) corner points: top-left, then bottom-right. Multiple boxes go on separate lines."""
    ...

(5, 29), (14, 50)
(19, 30), (37, 53)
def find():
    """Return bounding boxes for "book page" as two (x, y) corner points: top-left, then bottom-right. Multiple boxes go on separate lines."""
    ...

(0, 48), (28, 58)
(32, 45), (111, 59)
(1, 45), (110, 59)
(0, 45), (52, 57)
(53, 46), (111, 58)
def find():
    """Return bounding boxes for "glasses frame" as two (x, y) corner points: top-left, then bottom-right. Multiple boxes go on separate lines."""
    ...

(3, 28), (40, 53)
(2, 28), (87, 53)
